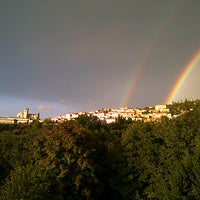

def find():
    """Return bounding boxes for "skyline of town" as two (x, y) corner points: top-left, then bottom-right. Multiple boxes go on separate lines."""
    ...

(1, 99), (198, 124)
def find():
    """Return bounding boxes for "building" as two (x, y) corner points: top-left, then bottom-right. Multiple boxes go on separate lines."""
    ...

(155, 104), (169, 113)
(17, 107), (40, 120)
(0, 107), (40, 124)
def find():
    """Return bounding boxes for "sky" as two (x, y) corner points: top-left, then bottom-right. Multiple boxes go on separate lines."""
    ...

(0, 0), (200, 119)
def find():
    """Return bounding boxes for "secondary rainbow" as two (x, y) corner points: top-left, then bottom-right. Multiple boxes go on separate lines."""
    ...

(121, 3), (183, 107)
(122, 67), (143, 107)
(165, 50), (200, 104)
(121, 19), (171, 107)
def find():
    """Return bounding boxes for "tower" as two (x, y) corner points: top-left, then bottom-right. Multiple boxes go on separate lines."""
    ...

(24, 107), (29, 119)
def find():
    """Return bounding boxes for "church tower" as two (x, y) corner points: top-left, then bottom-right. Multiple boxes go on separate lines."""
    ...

(24, 107), (29, 119)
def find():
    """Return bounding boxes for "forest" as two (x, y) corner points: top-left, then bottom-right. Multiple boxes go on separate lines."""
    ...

(0, 100), (200, 200)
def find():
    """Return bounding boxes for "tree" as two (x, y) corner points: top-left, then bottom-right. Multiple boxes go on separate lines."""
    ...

(1, 124), (106, 200)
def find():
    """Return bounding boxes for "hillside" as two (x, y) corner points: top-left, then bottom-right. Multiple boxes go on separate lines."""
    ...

(0, 99), (200, 199)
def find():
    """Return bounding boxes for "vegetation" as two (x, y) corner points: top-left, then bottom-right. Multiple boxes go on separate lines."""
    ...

(1, 100), (200, 199)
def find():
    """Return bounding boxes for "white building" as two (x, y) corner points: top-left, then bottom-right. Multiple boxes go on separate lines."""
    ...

(155, 104), (169, 113)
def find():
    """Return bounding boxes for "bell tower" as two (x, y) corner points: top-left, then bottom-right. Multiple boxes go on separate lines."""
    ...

(24, 107), (29, 119)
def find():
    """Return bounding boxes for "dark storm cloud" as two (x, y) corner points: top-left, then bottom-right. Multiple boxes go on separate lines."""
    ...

(1, 0), (200, 115)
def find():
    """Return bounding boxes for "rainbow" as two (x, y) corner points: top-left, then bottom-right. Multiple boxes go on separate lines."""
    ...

(166, 50), (200, 104)
(122, 66), (143, 107)
(121, 2), (184, 107)
(121, 24), (168, 107)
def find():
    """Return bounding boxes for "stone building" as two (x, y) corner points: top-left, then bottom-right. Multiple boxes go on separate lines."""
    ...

(0, 107), (40, 124)
(17, 107), (40, 120)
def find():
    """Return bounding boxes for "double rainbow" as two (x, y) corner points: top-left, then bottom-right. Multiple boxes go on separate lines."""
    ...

(165, 50), (200, 104)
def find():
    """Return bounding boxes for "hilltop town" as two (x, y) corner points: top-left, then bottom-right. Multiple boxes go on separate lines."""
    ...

(52, 104), (173, 123)
(1, 100), (198, 124)
(1, 105), (171, 124)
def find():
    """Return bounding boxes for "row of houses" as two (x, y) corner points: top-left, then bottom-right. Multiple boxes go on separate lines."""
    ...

(52, 104), (172, 123)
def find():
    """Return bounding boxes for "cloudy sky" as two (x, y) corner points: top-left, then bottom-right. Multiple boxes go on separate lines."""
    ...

(1, 0), (200, 118)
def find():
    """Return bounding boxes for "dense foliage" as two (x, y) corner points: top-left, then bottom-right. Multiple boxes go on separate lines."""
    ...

(1, 100), (200, 199)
